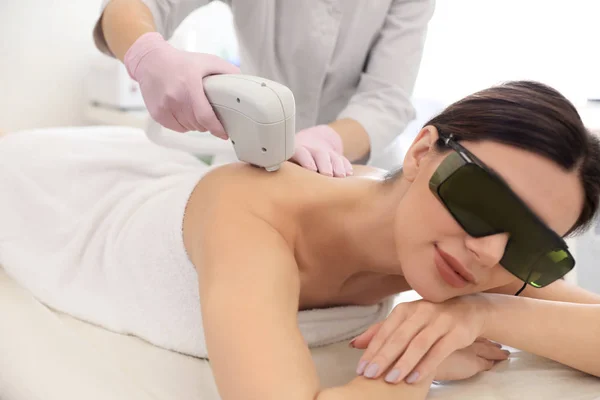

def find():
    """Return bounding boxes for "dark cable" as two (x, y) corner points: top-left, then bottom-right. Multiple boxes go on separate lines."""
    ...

(514, 281), (527, 296)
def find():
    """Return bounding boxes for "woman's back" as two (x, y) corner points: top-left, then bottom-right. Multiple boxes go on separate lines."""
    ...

(188, 159), (410, 309)
(0, 127), (403, 358)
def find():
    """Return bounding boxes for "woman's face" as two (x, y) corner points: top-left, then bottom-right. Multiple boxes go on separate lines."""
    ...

(394, 127), (584, 303)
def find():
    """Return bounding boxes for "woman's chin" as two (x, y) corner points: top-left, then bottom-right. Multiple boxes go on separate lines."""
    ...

(404, 271), (451, 303)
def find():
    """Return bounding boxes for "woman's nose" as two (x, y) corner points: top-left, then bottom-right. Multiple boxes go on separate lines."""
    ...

(465, 233), (510, 267)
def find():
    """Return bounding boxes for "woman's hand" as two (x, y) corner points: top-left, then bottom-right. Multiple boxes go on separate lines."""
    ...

(353, 335), (509, 382)
(433, 338), (510, 381)
(350, 295), (491, 384)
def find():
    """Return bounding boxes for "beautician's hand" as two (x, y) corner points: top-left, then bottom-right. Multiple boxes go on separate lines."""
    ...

(350, 295), (490, 384)
(290, 125), (353, 177)
(124, 32), (240, 139)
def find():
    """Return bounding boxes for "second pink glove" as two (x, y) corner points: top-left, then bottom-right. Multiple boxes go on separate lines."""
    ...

(291, 125), (353, 177)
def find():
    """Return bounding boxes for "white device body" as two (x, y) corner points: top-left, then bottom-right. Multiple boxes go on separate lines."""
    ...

(145, 74), (296, 171)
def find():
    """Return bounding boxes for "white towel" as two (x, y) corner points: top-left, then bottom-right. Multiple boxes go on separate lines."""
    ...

(297, 297), (393, 348)
(0, 126), (393, 359)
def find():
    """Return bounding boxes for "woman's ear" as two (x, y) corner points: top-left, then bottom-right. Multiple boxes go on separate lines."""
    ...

(402, 125), (439, 182)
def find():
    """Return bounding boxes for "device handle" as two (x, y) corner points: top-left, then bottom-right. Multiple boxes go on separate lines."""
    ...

(145, 74), (296, 170)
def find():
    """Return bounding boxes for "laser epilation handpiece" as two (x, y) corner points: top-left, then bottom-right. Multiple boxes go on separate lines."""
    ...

(145, 74), (296, 171)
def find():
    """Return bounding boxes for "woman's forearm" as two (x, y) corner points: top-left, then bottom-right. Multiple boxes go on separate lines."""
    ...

(482, 293), (600, 377)
(318, 374), (434, 400)
(101, 0), (157, 61)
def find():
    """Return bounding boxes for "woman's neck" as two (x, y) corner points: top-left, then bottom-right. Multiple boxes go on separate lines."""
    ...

(293, 173), (410, 301)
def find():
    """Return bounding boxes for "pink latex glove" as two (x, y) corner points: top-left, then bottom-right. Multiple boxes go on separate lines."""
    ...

(124, 32), (240, 139)
(291, 125), (353, 177)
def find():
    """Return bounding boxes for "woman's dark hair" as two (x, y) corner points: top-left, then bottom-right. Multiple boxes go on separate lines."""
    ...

(387, 80), (600, 236)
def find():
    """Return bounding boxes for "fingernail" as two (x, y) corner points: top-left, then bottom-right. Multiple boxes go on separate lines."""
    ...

(503, 350), (511, 356)
(385, 369), (401, 383)
(405, 371), (420, 384)
(356, 360), (368, 375)
(364, 363), (379, 378)
(348, 339), (356, 348)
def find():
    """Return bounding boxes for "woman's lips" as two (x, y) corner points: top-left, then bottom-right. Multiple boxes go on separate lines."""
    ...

(434, 246), (473, 289)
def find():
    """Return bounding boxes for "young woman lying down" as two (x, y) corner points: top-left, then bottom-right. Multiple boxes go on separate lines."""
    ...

(1, 81), (599, 400)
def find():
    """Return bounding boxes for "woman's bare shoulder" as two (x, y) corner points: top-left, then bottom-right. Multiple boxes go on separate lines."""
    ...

(351, 165), (389, 180)
(185, 161), (306, 228)
(196, 161), (304, 196)
(189, 161), (390, 221)
(198, 160), (387, 183)
(182, 162), (303, 270)
(194, 162), (390, 205)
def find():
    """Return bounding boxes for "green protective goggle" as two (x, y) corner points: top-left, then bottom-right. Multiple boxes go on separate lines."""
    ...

(429, 133), (574, 288)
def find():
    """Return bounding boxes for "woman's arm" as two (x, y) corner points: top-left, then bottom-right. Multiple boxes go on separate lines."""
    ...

(348, 290), (600, 384)
(486, 277), (600, 304)
(183, 165), (434, 400)
(481, 293), (600, 377)
(319, 375), (434, 400)
(483, 269), (600, 376)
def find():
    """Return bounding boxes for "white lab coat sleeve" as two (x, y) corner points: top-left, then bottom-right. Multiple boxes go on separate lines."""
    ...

(336, 0), (435, 161)
(93, 0), (213, 57)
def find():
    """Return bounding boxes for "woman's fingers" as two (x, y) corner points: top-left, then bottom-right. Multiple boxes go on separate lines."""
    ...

(354, 300), (496, 384)
(473, 340), (508, 373)
(477, 357), (496, 371)
(398, 331), (464, 384)
(382, 324), (448, 383)
(358, 306), (432, 379)
(355, 304), (411, 375)
(473, 341), (511, 361)
(475, 336), (503, 348)
(350, 321), (383, 349)
(407, 338), (509, 384)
